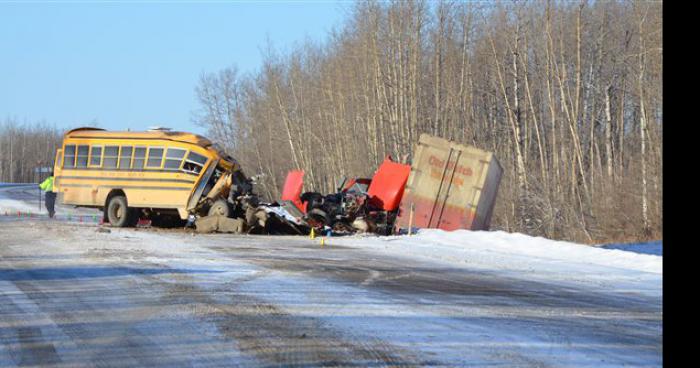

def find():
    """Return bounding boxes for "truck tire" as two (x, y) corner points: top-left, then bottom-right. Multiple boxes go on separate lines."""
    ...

(208, 199), (231, 217)
(106, 195), (132, 227)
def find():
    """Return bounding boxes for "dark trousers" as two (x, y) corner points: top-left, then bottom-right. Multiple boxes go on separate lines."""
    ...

(45, 192), (56, 218)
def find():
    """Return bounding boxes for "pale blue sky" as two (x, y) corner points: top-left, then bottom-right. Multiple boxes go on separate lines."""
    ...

(1, 1), (348, 134)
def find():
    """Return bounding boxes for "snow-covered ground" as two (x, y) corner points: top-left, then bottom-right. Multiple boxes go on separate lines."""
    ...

(330, 230), (662, 298)
(0, 184), (662, 367)
(0, 184), (100, 219)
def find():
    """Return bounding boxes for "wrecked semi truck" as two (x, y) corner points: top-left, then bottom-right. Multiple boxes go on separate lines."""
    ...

(280, 134), (503, 235)
(53, 127), (282, 231)
(279, 156), (411, 235)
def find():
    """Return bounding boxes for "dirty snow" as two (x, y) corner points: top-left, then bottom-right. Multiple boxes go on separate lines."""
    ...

(0, 184), (662, 367)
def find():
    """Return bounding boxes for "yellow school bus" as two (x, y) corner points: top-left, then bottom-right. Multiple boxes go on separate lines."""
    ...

(53, 127), (249, 227)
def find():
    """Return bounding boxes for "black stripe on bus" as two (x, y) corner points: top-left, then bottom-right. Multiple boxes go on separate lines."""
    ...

(56, 176), (196, 184)
(59, 184), (192, 191)
(57, 184), (92, 188)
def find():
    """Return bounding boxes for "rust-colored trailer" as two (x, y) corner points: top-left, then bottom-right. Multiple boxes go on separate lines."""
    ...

(394, 134), (502, 232)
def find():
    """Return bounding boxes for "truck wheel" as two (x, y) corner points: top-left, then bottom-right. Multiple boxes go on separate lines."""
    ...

(208, 199), (231, 217)
(106, 195), (132, 227)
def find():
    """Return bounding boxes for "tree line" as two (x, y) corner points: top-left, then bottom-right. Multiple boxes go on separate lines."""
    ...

(0, 119), (63, 183)
(0, 1), (661, 243)
(194, 0), (662, 244)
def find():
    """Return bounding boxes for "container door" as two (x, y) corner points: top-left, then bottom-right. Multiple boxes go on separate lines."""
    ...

(395, 134), (495, 232)
(396, 141), (456, 230)
(426, 147), (461, 229)
(433, 151), (489, 230)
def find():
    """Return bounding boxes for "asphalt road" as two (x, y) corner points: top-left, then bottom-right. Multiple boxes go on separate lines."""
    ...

(0, 185), (662, 367)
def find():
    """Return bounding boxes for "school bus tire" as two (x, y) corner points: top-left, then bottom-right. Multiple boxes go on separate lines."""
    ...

(106, 195), (133, 227)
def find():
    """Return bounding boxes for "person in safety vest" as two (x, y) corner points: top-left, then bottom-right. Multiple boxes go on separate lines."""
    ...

(39, 171), (56, 218)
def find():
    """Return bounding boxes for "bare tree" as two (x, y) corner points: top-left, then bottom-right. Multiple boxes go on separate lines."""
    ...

(193, 0), (662, 243)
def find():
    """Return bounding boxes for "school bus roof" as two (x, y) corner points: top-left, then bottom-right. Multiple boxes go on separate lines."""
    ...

(64, 127), (214, 148)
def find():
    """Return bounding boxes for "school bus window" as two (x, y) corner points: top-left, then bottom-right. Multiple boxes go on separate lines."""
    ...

(119, 146), (133, 170)
(164, 148), (186, 170)
(183, 151), (207, 174)
(133, 147), (146, 169)
(147, 147), (164, 168)
(188, 151), (207, 165)
(63, 145), (76, 168)
(89, 146), (102, 167)
(103, 146), (119, 169)
(76, 145), (89, 168)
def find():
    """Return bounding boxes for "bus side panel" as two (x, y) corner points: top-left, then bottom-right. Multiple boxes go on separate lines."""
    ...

(122, 187), (191, 210)
(56, 135), (216, 217)
(59, 181), (98, 207)
(59, 180), (193, 209)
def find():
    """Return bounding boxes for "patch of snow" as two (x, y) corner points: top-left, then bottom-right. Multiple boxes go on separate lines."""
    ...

(260, 205), (304, 225)
(0, 197), (40, 214)
(0, 184), (100, 219)
(325, 229), (662, 301)
(331, 229), (661, 275)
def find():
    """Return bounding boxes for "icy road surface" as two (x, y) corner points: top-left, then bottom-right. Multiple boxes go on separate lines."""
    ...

(0, 185), (662, 367)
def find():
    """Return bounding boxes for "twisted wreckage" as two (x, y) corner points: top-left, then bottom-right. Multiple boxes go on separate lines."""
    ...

(51, 127), (501, 236)
(194, 134), (503, 236)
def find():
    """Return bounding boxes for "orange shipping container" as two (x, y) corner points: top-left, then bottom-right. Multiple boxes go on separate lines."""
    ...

(394, 134), (503, 232)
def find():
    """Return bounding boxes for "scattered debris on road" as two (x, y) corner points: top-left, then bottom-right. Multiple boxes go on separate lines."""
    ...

(195, 214), (246, 233)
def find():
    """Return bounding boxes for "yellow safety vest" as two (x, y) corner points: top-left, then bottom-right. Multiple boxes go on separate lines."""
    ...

(39, 176), (54, 192)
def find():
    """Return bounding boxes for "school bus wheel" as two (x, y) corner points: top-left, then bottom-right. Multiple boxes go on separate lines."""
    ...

(208, 199), (231, 217)
(106, 195), (133, 227)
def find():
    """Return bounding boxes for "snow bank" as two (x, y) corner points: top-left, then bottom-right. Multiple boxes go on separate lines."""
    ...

(0, 184), (100, 218)
(331, 229), (662, 276)
(0, 197), (41, 214)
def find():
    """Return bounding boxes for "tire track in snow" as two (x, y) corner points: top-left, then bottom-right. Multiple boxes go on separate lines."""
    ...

(151, 271), (429, 367)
